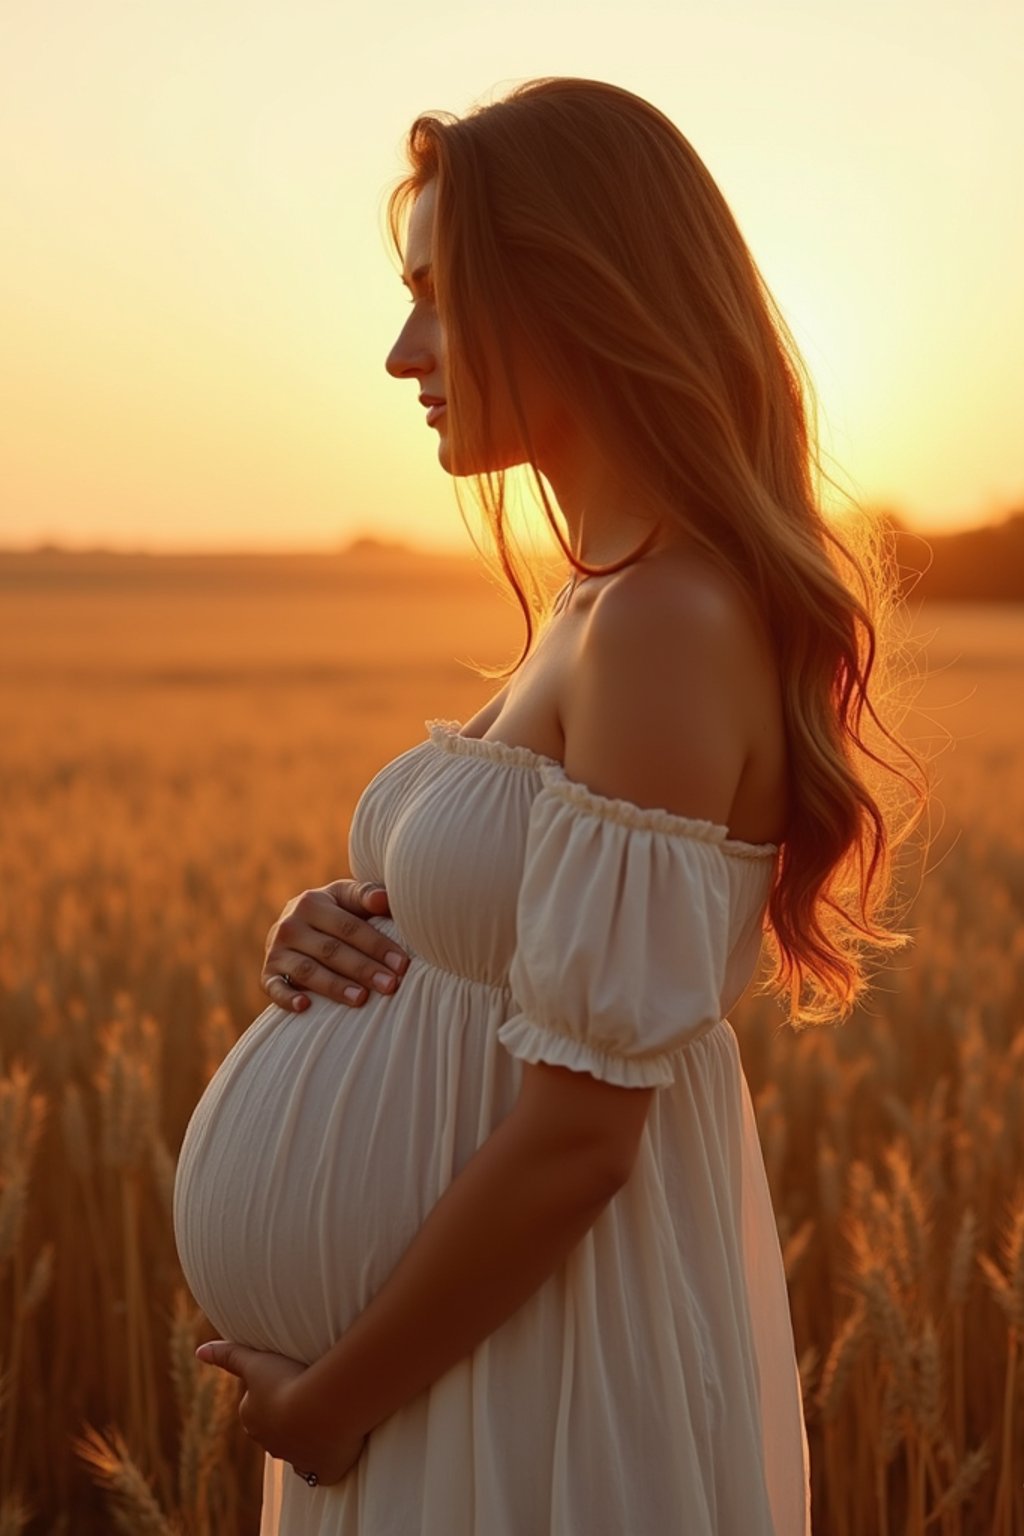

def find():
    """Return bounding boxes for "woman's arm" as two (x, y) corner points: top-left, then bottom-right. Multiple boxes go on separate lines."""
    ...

(288, 1078), (639, 1443)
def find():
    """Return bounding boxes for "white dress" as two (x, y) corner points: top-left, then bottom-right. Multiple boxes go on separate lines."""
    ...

(173, 718), (812, 1536)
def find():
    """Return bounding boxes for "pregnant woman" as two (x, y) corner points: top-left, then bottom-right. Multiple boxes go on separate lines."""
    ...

(173, 77), (925, 1535)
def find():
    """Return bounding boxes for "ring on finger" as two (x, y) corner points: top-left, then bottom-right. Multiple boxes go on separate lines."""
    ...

(281, 972), (295, 988)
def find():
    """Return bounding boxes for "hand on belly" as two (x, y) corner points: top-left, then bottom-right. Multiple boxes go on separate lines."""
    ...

(195, 1337), (368, 1486)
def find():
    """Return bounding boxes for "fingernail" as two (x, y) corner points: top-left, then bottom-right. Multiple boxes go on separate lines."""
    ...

(373, 971), (395, 993)
(344, 985), (365, 1003)
(385, 951), (406, 973)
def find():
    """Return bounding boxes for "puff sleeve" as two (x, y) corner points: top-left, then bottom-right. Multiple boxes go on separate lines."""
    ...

(496, 766), (749, 1089)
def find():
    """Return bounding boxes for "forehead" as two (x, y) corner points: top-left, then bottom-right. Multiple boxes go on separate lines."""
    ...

(402, 182), (436, 281)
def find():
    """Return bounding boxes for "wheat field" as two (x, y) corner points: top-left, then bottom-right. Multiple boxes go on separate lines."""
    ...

(1, 548), (1021, 1534)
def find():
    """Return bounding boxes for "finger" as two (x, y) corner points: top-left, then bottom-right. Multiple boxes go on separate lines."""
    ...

(266, 946), (403, 1007)
(352, 881), (391, 915)
(265, 970), (309, 1011)
(277, 900), (410, 982)
(321, 879), (391, 917)
(195, 1339), (245, 1375)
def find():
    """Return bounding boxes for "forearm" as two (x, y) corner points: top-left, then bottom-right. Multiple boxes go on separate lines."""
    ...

(293, 1111), (622, 1441)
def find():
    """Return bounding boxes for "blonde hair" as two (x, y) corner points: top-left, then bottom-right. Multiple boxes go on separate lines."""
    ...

(385, 76), (930, 1029)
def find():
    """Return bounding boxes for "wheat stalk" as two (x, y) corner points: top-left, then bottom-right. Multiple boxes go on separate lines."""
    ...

(167, 1289), (199, 1429)
(60, 1082), (92, 1175)
(94, 1023), (156, 1172)
(0, 1062), (48, 1506)
(0, 1492), (33, 1536)
(200, 1005), (237, 1086)
(948, 1205), (977, 1307)
(978, 1192), (1024, 1535)
(72, 1423), (182, 1536)
(948, 1205), (976, 1474)
(922, 1442), (992, 1529)
(149, 1129), (177, 1222)
(0, 1063), (47, 1175)
(0, 1164), (28, 1269)
(818, 1301), (868, 1422)
(60, 1079), (116, 1296)
(782, 1216), (815, 1284)
(817, 1140), (842, 1230)
(885, 1143), (932, 1301)
(857, 1262), (916, 1428)
(166, 1289), (238, 1534)
(177, 1372), (240, 1531)
(18, 1242), (53, 1319)
(913, 1314), (943, 1444)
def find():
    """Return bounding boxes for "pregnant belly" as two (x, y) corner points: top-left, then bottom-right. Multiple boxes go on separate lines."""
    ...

(172, 960), (517, 1363)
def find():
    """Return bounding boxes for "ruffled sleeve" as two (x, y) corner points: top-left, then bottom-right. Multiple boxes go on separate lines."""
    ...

(496, 766), (753, 1089)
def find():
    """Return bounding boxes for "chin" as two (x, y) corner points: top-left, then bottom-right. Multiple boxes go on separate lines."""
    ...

(444, 443), (530, 479)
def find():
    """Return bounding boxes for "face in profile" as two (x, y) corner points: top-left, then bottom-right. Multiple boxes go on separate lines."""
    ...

(384, 180), (573, 480)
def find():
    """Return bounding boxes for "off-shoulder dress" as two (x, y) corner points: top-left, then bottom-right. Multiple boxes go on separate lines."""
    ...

(173, 718), (812, 1536)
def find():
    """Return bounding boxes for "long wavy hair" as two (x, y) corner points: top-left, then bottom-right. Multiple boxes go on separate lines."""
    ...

(384, 76), (931, 1029)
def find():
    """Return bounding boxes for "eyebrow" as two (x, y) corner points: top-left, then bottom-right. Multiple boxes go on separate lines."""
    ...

(400, 263), (432, 289)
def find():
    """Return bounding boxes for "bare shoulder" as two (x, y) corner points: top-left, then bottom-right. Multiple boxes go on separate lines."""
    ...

(612, 553), (760, 627)
(561, 554), (768, 827)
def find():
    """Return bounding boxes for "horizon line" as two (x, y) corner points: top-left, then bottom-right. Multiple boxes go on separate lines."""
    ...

(2, 508), (1023, 560)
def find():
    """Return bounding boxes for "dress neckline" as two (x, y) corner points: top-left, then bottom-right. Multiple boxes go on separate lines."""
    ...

(423, 718), (780, 859)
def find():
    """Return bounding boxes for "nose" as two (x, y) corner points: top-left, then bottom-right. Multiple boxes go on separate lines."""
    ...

(385, 320), (435, 382)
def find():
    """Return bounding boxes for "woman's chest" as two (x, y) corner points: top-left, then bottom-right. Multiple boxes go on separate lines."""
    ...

(347, 742), (542, 984)
(460, 593), (591, 761)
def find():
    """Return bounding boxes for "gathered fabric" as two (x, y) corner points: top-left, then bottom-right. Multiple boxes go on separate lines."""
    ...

(173, 718), (811, 1535)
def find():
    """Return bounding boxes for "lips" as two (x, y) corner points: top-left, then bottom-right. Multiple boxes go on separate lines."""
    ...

(426, 402), (447, 426)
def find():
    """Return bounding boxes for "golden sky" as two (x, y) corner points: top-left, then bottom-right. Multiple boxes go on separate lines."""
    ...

(1, 0), (1020, 553)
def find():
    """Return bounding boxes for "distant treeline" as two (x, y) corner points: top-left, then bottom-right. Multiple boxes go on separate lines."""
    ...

(8, 511), (1024, 602)
(882, 510), (1024, 602)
